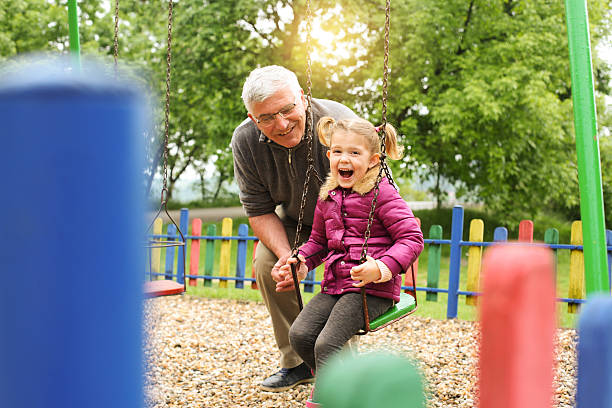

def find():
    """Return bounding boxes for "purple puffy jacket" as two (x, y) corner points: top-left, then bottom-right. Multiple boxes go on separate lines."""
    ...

(299, 166), (424, 302)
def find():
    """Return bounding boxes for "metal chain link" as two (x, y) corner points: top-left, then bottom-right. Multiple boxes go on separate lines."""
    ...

(381, 0), (396, 188)
(360, 0), (392, 263)
(113, 0), (120, 67)
(161, 0), (173, 204)
(380, 0), (396, 190)
(291, 0), (316, 254)
(359, 0), (392, 334)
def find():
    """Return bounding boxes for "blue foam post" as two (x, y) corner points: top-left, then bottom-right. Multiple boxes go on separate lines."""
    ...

(0, 57), (145, 408)
(576, 295), (612, 408)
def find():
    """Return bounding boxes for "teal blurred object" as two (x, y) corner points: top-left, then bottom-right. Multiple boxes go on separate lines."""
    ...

(316, 351), (425, 408)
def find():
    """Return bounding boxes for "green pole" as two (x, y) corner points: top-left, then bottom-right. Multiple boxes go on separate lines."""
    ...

(67, 0), (81, 70)
(564, 0), (609, 295)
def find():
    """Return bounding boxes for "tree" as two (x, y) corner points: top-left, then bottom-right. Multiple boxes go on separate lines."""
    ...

(2, 0), (610, 219)
(344, 0), (611, 221)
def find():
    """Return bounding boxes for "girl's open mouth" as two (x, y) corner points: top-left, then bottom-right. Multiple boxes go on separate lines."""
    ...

(339, 169), (353, 178)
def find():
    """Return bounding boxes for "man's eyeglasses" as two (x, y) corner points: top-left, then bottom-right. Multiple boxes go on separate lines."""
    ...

(255, 96), (300, 126)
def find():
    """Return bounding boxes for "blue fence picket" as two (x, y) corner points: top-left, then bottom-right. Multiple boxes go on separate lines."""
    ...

(177, 208), (189, 285)
(235, 224), (249, 289)
(447, 206), (464, 319)
(165, 224), (176, 280)
(304, 269), (315, 293)
(493, 227), (508, 242)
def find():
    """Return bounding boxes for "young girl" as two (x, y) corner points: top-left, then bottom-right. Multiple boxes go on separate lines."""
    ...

(279, 116), (424, 406)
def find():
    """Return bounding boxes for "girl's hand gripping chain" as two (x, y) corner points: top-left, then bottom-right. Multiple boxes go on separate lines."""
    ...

(350, 255), (382, 287)
(277, 253), (308, 292)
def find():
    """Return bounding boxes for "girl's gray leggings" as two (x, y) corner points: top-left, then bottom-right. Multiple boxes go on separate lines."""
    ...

(288, 292), (393, 373)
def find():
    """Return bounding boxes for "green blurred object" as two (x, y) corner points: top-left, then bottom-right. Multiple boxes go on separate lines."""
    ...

(317, 351), (425, 408)
(67, 0), (81, 70)
(564, 0), (609, 294)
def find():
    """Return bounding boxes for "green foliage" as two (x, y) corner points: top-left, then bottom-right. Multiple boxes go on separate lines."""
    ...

(340, 0), (611, 222)
(1, 0), (611, 222)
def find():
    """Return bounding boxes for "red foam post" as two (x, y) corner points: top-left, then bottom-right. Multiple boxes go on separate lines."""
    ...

(189, 219), (202, 287)
(518, 220), (534, 242)
(479, 244), (556, 408)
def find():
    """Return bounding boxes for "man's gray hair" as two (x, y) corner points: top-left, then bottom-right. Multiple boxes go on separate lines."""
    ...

(241, 65), (302, 112)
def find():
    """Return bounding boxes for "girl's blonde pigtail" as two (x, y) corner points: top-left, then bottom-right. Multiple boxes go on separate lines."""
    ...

(382, 123), (403, 160)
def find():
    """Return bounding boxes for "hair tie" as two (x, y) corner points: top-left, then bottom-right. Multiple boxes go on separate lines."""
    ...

(374, 125), (381, 133)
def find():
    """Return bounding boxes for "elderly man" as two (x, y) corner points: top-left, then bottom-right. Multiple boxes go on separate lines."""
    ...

(231, 65), (356, 391)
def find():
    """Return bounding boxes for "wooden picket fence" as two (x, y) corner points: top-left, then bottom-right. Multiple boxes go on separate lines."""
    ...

(146, 206), (612, 319)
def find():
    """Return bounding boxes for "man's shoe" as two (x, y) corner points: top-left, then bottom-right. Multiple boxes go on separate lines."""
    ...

(260, 362), (315, 392)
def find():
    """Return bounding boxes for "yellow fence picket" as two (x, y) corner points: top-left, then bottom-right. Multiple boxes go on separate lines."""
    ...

(466, 219), (484, 306)
(219, 218), (233, 288)
(568, 221), (584, 313)
(151, 218), (163, 279)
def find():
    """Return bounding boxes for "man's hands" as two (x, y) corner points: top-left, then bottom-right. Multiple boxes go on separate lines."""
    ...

(276, 253), (308, 292)
(350, 255), (382, 287)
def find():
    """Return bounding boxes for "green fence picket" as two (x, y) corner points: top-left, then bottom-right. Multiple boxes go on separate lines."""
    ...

(426, 225), (442, 302)
(204, 224), (216, 287)
(544, 228), (559, 279)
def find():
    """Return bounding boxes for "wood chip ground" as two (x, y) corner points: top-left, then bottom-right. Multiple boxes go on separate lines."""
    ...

(144, 295), (577, 407)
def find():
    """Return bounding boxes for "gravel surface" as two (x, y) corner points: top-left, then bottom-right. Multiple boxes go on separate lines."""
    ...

(144, 295), (577, 407)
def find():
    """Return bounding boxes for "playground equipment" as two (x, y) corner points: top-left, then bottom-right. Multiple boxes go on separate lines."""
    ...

(0, 57), (144, 408)
(67, 0), (187, 297)
(137, 0), (188, 297)
(289, 0), (418, 337)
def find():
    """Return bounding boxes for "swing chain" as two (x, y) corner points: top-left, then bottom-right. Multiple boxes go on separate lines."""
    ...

(292, 0), (316, 255)
(360, 0), (392, 263)
(380, 0), (396, 189)
(161, 0), (174, 205)
(380, 0), (390, 129)
(359, 0), (392, 333)
(113, 0), (120, 67)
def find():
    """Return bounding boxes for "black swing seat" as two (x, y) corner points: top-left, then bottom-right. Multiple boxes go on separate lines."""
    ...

(368, 292), (416, 331)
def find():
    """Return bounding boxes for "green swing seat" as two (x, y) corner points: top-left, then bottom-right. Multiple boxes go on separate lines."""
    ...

(368, 291), (417, 331)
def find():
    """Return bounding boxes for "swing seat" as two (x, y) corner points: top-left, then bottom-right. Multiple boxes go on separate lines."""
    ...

(144, 280), (184, 298)
(369, 292), (416, 331)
